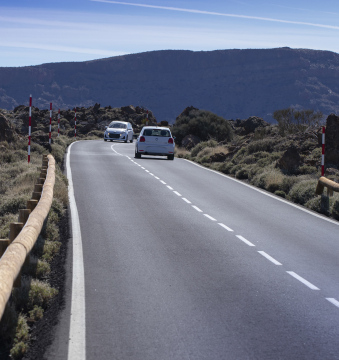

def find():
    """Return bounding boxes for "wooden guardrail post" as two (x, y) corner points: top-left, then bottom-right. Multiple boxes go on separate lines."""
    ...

(10, 223), (24, 288)
(0, 239), (10, 258)
(27, 199), (39, 212)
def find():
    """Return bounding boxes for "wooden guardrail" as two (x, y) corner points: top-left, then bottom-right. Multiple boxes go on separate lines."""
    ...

(316, 176), (339, 197)
(0, 154), (55, 320)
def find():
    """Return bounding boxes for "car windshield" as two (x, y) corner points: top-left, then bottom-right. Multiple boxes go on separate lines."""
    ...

(109, 123), (127, 129)
(143, 129), (170, 137)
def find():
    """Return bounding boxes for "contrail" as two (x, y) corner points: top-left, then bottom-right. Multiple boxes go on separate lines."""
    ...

(90, 0), (339, 30)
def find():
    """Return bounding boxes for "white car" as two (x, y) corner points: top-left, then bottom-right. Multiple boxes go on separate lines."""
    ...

(104, 121), (133, 143)
(135, 126), (175, 160)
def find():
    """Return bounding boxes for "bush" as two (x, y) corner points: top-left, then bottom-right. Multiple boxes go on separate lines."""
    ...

(274, 190), (286, 198)
(288, 179), (317, 205)
(246, 139), (276, 154)
(331, 198), (339, 220)
(190, 140), (217, 157)
(173, 109), (233, 145)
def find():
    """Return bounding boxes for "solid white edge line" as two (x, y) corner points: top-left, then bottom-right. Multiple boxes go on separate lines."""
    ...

(258, 251), (282, 265)
(167, 185), (174, 190)
(67, 142), (86, 360)
(218, 223), (234, 232)
(192, 205), (203, 212)
(326, 298), (339, 308)
(236, 235), (255, 247)
(182, 198), (192, 204)
(286, 271), (320, 290)
(173, 191), (182, 196)
(204, 214), (217, 221)
(183, 159), (339, 226)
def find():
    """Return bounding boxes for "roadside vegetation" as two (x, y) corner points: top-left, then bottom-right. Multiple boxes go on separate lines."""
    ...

(173, 108), (339, 220)
(0, 132), (72, 359)
(0, 104), (338, 358)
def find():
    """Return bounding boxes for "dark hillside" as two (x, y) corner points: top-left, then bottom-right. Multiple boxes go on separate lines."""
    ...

(0, 48), (339, 122)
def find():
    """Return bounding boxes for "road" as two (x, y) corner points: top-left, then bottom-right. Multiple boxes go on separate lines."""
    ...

(47, 140), (339, 360)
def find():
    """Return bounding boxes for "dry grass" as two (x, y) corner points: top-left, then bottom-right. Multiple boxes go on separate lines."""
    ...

(174, 147), (190, 158)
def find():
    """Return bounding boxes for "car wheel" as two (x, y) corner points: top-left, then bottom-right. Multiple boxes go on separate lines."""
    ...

(167, 154), (174, 160)
(104, 139), (107, 142)
(130, 139), (133, 143)
(135, 148), (141, 158)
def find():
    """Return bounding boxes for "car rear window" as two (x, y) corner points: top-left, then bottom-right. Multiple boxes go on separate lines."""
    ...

(109, 123), (127, 129)
(143, 129), (170, 137)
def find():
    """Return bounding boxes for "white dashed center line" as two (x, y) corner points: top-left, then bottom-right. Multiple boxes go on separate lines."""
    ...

(258, 251), (282, 265)
(236, 235), (255, 247)
(218, 223), (234, 232)
(129, 155), (338, 309)
(204, 214), (217, 221)
(326, 298), (339, 308)
(287, 271), (320, 290)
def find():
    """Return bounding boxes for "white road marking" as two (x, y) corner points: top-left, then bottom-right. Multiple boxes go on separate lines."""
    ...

(204, 214), (217, 221)
(167, 185), (174, 190)
(286, 271), (320, 290)
(326, 298), (339, 308)
(182, 198), (192, 204)
(173, 191), (182, 196)
(218, 223), (234, 232)
(145, 170), (149, 173)
(184, 159), (339, 226)
(160, 180), (166, 184)
(192, 205), (203, 212)
(149, 173), (154, 176)
(154, 176), (160, 179)
(66, 142), (86, 360)
(258, 251), (282, 265)
(236, 235), (255, 247)
(141, 167), (145, 170)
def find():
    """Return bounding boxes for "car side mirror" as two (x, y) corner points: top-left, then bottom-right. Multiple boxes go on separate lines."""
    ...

(105, 126), (108, 129)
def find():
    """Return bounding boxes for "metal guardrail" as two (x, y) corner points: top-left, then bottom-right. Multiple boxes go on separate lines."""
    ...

(0, 154), (55, 320)
(316, 176), (339, 197)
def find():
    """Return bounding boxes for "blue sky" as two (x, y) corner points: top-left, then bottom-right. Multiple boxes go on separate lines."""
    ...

(0, 0), (338, 67)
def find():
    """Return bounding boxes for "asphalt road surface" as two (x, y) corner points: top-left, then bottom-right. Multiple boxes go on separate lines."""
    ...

(47, 140), (339, 360)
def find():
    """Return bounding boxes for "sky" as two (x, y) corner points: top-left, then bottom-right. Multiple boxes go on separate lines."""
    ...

(0, 0), (338, 67)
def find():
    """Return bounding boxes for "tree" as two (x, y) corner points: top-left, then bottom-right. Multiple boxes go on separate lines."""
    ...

(273, 108), (323, 136)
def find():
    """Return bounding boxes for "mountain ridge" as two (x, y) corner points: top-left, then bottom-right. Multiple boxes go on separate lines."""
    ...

(0, 47), (338, 122)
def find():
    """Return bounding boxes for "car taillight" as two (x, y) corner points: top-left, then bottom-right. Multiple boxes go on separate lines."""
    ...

(168, 138), (174, 144)
(140, 136), (145, 142)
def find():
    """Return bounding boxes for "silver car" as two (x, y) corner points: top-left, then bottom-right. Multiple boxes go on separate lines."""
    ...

(135, 126), (175, 160)
(104, 121), (133, 143)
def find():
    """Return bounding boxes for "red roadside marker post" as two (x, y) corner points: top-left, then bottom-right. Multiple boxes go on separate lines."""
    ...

(58, 109), (60, 137)
(321, 126), (325, 176)
(49, 103), (52, 145)
(28, 95), (32, 164)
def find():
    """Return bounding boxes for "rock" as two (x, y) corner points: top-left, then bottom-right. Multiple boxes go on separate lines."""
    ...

(276, 145), (302, 173)
(0, 112), (18, 142)
(121, 105), (136, 114)
(232, 116), (269, 135)
(182, 134), (201, 149)
(325, 114), (339, 166)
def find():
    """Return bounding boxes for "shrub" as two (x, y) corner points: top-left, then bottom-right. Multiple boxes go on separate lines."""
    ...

(288, 179), (317, 205)
(246, 139), (276, 154)
(173, 109), (233, 145)
(236, 168), (249, 179)
(190, 140), (217, 157)
(273, 108), (323, 136)
(28, 279), (58, 310)
(274, 190), (286, 198)
(331, 197), (339, 220)
(0, 196), (29, 217)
